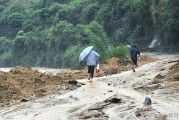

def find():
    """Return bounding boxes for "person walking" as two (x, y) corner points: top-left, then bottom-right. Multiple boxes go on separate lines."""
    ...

(130, 44), (140, 72)
(87, 50), (100, 82)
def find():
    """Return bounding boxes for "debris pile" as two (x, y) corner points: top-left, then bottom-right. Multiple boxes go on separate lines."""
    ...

(0, 66), (79, 106)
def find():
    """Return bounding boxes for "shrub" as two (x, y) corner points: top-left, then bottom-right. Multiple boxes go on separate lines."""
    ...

(8, 13), (24, 28)
(0, 51), (12, 67)
(108, 44), (129, 58)
(61, 45), (83, 69)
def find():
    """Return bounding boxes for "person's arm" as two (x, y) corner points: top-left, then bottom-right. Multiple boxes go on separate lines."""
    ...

(138, 49), (141, 59)
(95, 51), (100, 62)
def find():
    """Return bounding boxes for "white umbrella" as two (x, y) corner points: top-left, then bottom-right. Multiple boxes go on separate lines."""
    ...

(79, 46), (93, 62)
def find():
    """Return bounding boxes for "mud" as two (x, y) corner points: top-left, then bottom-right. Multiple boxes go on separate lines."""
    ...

(0, 53), (178, 120)
(0, 67), (79, 106)
(0, 54), (156, 106)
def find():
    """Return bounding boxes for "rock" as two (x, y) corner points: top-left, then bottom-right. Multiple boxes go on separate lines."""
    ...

(79, 82), (86, 85)
(131, 101), (135, 104)
(143, 97), (152, 105)
(107, 90), (113, 92)
(111, 98), (121, 103)
(108, 83), (111, 86)
(80, 110), (101, 119)
(76, 83), (81, 87)
(155, 73), (165, 79)
(135, 111), (141, 117)
(68, 80), (78, 85)
(0, 103), (4, 107)
(21, 98), (29, 102)
(122, 81), (126, 83)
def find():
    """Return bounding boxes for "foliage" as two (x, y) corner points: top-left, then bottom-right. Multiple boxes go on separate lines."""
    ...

(152, 0), (179, 50)
(0, 5), (4, 12)
(0, 51), (12, 67)
(0, 0), (178, 68)
(87, 21), (109, 61)
(108, 44), (129, 58)
(62, 45), (83, 69)
(0, 0), (10, 5)
(0, 37), (12, 54)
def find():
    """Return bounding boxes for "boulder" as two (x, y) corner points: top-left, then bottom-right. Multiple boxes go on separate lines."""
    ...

(143, 97), (152, 105)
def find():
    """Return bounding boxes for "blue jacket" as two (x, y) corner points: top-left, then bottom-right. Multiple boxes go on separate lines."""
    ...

(87, 50), (100, 66)
(130, 48), (140, 60)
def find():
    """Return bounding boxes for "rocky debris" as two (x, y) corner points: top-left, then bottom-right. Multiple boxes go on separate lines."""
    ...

(110, 98), (121, 103)
(79, 102), (109, 119)
(152, 79), (163, 84)
(107, 83), (111, 86)
(68, 95), (79, 102)
(135, 107), (166, 120)
(143, 97), (152, 105)
(134, 86), (151, 93)
(168, 60), (179, 63)
(20, 98), (29, 102)
(79, 110), (102, 119)
(134, 83), (162, 93)
(68, 80), (85, 87)
(166, 62), (179, 81)
(68, 80), (78, 85)
(135, 110), (141, 117)
(155, 73), (166, 79)
(104, 95), (123, 104)
(107, 90), (113, 92)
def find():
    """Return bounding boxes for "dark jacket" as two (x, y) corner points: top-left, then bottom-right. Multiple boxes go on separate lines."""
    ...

(130, 48), (140, 60)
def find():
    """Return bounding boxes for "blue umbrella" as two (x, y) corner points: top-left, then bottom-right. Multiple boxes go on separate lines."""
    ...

(79, 46), (93, 62)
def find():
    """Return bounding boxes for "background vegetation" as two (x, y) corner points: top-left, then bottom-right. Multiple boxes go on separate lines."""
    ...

(0, 0), (178, 68)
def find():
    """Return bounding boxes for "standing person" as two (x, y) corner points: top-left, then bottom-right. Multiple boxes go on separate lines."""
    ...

(87, 50), (100, 82)
(130, 44), (140, 72)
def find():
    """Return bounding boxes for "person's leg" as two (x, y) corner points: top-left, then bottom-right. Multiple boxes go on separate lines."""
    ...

(132, 60), (137, 72)
(88, 66), (91, 80)
(88, 66), (95, 82)
(90, 66), (95, 78)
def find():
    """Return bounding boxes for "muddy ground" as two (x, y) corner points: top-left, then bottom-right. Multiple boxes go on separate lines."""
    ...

(0, 53), (178, 120)
(0, 54), (157, 107)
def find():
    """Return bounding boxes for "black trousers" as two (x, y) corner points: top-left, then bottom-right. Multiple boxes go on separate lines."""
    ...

(88, 66), (95, 78)
(132, 59), (137, 65)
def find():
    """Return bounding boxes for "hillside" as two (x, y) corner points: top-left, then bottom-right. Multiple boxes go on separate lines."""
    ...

(0, 0), (178, 68)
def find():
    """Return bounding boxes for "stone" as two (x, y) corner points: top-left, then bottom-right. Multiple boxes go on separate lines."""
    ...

(68, 80), (78, 85)
(111, 98), (121, 103)
(143, 97), (152, 105)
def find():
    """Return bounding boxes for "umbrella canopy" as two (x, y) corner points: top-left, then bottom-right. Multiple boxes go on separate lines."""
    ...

(79, 46), (93, 62)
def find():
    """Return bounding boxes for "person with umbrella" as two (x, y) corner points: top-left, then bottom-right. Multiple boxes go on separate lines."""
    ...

(86, 50), (100, 82)
(79, 46), (100, 82)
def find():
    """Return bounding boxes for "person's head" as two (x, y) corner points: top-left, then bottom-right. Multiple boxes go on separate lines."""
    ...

(133, 44), (137, 48)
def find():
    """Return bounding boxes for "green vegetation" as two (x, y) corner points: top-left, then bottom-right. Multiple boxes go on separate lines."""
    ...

(108, 45), (129, 58)
(0, 0), (178, 68)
